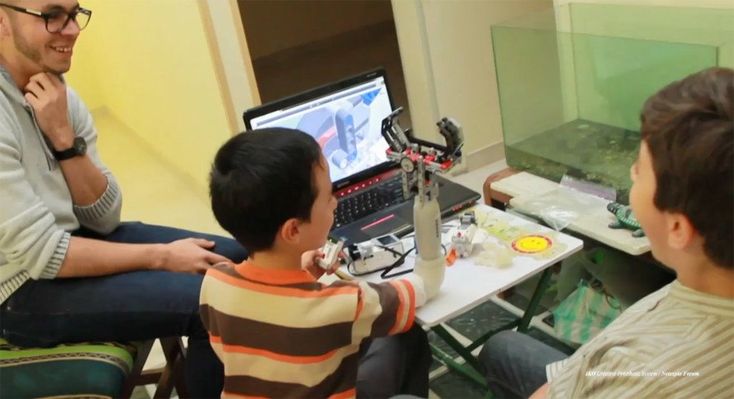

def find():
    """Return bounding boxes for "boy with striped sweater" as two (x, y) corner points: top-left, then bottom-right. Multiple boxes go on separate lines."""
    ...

(201, 128), (441, 398)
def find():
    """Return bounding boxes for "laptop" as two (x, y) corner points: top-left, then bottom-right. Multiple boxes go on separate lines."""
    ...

(243, 68), (480, 244)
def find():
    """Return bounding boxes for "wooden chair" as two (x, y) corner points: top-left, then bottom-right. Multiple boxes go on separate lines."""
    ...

(0, 337), (187, 398)
(120, 337), (188, 399)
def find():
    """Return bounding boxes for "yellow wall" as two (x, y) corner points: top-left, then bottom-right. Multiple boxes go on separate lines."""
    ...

(66, 0), (233, 192)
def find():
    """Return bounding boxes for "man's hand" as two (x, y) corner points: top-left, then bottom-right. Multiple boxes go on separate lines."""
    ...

(154, 238), (231, 274)
(24, 73), (75, 150)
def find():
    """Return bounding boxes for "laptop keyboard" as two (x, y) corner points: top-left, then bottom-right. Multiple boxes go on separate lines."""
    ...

(334, 178), (405, 228)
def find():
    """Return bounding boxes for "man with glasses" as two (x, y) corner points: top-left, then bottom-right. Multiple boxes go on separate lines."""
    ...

(0, 1), (247, 397)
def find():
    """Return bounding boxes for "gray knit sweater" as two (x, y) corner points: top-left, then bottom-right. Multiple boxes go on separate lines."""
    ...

(0, 67), (122, 303)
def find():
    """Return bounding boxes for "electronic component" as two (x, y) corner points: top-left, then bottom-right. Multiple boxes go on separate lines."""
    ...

(347, 234), (404, 274)
(317, 237), (345, 270)
(450, 211), (478, 258)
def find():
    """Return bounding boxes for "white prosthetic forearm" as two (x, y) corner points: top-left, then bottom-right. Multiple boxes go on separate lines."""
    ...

(403, 274), (428, 307)
(410, 191), (445, 302)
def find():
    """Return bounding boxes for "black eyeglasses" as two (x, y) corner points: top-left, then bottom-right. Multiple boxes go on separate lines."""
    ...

(0, 3), (91, 33)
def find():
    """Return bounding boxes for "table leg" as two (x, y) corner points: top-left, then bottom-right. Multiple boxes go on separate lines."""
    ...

(428, 265), (556, 392)
(430, 324), (488, 388)
(517, 267), (554, 333)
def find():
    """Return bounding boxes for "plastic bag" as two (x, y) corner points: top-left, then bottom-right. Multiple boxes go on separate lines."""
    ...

(510, 173), (614, 231)
(518, 188), (579, 230)
(552, 279), (621, 345)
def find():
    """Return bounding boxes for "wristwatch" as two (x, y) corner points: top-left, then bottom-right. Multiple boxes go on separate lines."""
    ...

(52, 137), (87, 161)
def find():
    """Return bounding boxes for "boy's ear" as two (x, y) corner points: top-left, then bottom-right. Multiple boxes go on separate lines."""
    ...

(280, 218), (302, 244)
(0, 15), (8, 37)
(666, 212), (697, 250)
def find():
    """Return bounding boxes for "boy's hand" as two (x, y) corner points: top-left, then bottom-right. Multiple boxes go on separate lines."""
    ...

(301, 250), (339, 279)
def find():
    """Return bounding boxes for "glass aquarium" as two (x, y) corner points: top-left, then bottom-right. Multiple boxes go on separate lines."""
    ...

(492, 3), (734, 203)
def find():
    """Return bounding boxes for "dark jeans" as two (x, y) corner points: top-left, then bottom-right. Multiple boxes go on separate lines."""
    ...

(0, 222), (247, 398)
(478, 331), (568, 399)
(357, 324), (432, 398)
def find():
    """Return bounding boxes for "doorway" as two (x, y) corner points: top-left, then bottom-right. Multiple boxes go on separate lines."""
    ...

(237, 0), (410, 125)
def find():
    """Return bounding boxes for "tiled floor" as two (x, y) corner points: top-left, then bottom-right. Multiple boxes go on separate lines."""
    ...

(425, 289), (576, 399)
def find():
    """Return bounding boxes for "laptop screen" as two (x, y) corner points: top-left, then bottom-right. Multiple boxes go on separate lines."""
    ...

(245, 70), (394, 185)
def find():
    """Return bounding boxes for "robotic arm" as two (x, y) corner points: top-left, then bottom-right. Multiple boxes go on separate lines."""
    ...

(380, 107), (464, 299)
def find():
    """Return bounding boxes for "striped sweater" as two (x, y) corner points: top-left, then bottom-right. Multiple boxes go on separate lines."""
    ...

(547, 280), (734, 398)
(199, 262), (419, 398)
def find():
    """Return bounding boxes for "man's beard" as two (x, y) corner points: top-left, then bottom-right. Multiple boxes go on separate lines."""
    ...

(11, 21), (65, 76)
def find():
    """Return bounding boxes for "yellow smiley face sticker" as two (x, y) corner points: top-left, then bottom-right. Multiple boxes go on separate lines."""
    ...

(512, 235), (552, 253)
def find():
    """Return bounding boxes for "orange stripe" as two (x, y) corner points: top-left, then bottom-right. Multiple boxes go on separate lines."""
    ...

(395, 279), (412, 333)
(222, 392), (268, 399)
(388, 280), (407, 335)
(236, 262), (315, 284)
(210, 335), (338, 364)
(208, 268), (359, 298)
(330, 388), (357, 399)
(402, 280), (416, 333)
(354, 290), (364, 321)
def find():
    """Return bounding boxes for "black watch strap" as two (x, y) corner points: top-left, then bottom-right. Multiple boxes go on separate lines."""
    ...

(53, 137), (87, 161)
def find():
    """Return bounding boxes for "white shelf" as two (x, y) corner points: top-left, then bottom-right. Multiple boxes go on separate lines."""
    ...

(493, 172), (650, 256)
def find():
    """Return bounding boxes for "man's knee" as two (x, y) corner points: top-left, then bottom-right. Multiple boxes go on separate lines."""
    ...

(478, 330), (522, 370)
(356, 326), (431, 398)
(208, 236), (248, 263)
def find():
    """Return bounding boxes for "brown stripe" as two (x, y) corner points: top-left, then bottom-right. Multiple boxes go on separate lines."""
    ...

(280, 281), (334, 290)
(202, 304), (353, 356)
(365, 281), (400, 337)
(224, 351), (360, 397)
(330, 280), (359, 289)
(701, 375), (734, 399)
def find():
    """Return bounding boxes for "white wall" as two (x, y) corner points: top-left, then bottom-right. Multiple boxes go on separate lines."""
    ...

(554, 0), (734, 7)
(392, 0), (553, 170)
(393, 0), (733, 170)
(553, 0), (733, 131)
(204, 0), (260, 133)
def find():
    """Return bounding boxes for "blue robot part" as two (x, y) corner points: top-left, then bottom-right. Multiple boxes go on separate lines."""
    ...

(360, 88), (382, 106)
(335, 108), (357, 162)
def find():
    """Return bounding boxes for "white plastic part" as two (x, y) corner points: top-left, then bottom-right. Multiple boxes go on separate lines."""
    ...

(411, 189), (444, 300)
(318, 237), (344, 269)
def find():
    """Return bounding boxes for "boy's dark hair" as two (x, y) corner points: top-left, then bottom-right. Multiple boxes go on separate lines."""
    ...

(209, 128), (323, 252)
(640, 67), (733, 269)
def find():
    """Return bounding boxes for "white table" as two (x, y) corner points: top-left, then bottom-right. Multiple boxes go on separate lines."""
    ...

(338, 203), (583, 386)
(341, 203), (583, 326)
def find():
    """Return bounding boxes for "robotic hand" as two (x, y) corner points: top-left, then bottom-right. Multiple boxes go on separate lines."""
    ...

(380, 107), (464, 299)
